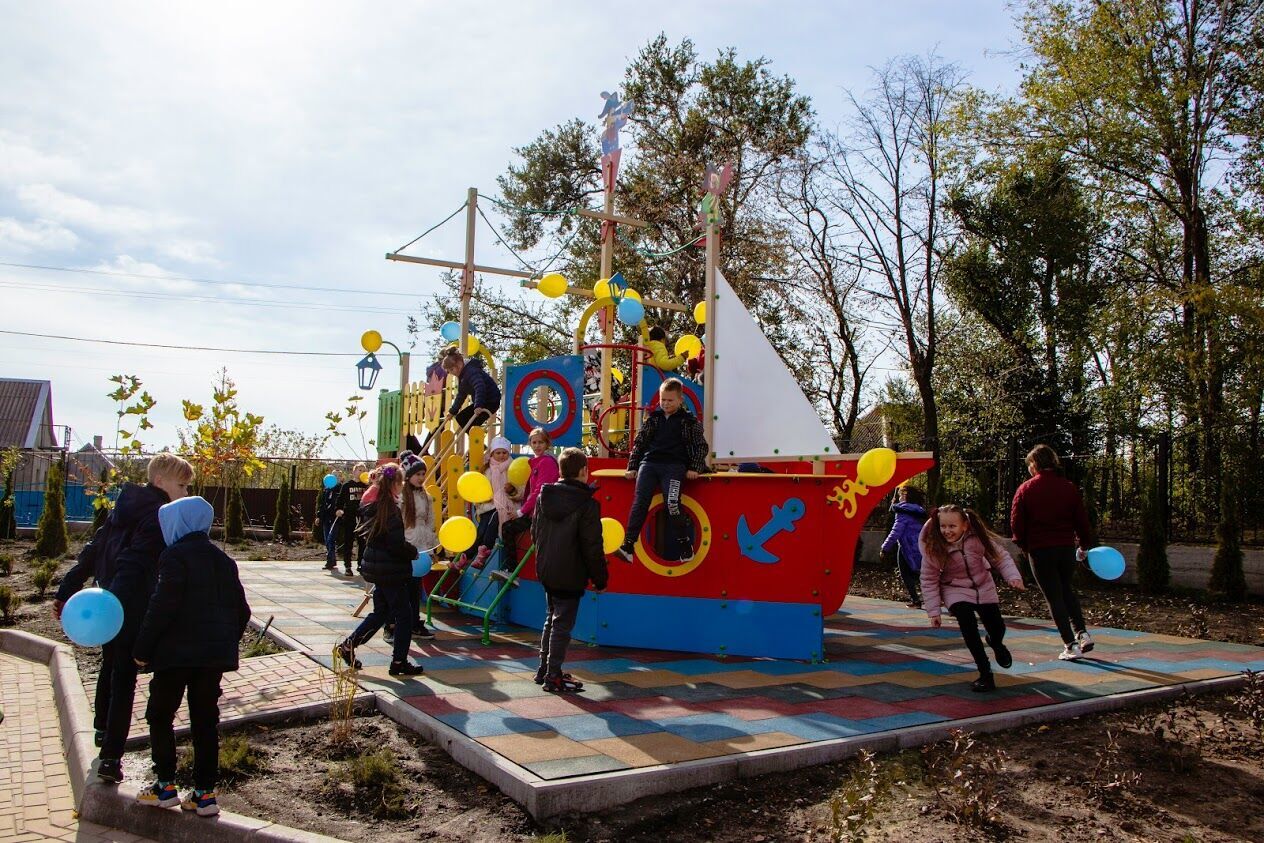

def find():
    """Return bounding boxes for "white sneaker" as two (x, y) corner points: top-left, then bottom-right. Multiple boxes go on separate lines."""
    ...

(1076, 631), (1095, 653)
(1058, 642), (1082, 661)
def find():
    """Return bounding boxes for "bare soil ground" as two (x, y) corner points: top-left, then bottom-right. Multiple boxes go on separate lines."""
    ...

(6, 537), (1264, 841)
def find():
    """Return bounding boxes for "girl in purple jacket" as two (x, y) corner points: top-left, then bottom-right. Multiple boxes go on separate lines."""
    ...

(919, 505), (1026, 693)
(881, 485), (926, 607)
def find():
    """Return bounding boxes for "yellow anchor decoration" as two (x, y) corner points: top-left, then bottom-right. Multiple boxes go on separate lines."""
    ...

(826, 479), (870, 520)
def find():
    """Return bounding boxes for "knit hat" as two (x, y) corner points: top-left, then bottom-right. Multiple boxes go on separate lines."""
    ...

(489, 435), (512, 454)
(399, 450), (425, 480)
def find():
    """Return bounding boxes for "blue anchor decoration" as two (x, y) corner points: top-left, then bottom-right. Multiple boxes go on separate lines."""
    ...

(737, 497), (806, 564)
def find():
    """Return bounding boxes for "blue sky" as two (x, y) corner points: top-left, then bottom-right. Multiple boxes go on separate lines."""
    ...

(0, 1), (1021, 459)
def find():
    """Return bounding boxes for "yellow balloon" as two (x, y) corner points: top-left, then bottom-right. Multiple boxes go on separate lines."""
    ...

(456, 471), (493, 504)
(623, 288), (641, 302)
(601, 518), (626, 555)
(507, 457), (531, 487)
(463, 335), (481, 355)
(593, 277), (612, 302)
(693, 301), (706, 324)
(439, 516), (477, 553)
(538, 273), (568, 298)
(359, 472), (371, 484)
(674, 334), (702, 358)
(361, 330), (383, 353)
(611, 366), (625, 384)
(856, 448), (898, 488)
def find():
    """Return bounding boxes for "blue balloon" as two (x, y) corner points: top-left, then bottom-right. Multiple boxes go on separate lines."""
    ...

(412, 551), (433, 578)
(440, 321), (461, 342)
(61, 588), (124, 647)
(1086, 546), (1126, 580)
(617, 297), (645, 325)
(322, 473), (337, 489)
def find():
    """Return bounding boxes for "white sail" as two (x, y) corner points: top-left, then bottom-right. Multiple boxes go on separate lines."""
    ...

(710, 269), (838, 461)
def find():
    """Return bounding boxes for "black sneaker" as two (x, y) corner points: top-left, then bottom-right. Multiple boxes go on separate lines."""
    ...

(383, 627), (395, 645)
(97, 758), (123, 783)
(322, 562), (336, 571)
(971, 675), (996, 693)
(388, 660), (425, 677)
(613, 545), (634, 564)
(985, 635), (1013, 669)
(677, 545), (695, 563)
(543, 674), (584, 693)
(334, 641), (362, 671)
(412, 625), (436, 641)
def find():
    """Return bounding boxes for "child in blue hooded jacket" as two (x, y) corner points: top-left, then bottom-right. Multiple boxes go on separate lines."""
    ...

(880, 485), (927, 608)
(133, 496), (252, 817)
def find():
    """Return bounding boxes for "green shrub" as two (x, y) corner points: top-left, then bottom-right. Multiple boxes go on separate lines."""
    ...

(225, 485), (244, 542)
(29, 559), (57, 599)
(1208, 481), (1246, 600)
(0, 584), (20, 623)
(327, 749), (409, 818)
(1136, 479), (1169, 592)
(177, 734), (266, 783)
(33, 463), (69, 559)
(242, 635), (283, 658)
(273, 477), (292, 542)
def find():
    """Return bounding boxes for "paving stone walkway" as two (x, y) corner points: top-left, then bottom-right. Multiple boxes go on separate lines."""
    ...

(241, 560), (1264, 781)
(0, 652), (155, 843)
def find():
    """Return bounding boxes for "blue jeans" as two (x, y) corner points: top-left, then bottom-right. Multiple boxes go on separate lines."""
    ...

(624, 462), (690, 556)
(322, 519), (338, 566)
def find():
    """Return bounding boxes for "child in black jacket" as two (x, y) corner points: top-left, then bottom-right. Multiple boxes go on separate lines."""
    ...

(335, 464), (425, 677)
(532, 448), (607, 693)
(614, 378), (709, 565)
(132, 496), (251, 817)
(317, 470), (343, 570)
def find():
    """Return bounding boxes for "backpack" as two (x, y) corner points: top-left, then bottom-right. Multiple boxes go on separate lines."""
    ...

(77, 512), (134, 589)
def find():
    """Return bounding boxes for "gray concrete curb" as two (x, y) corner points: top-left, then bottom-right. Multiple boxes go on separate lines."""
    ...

(248, 614), (309, 655)
(0, 629), (350, 843)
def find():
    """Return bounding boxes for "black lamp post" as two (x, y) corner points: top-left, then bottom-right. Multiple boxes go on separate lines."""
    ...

(355, 353), (382, 391)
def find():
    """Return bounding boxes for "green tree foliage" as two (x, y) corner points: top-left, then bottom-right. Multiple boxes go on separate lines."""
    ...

(1136, 477), (1169, 593)
(1208, 479), (1247, 600)
(0, 447), (21, 541)
(944, 155), (1099, 452)
(33, 462), (69, 559)
(179, 369), (265, 526)
(273, 477), (292, 542)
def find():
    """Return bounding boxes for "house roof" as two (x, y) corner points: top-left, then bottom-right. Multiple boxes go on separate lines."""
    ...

(0, 378), (57, 449)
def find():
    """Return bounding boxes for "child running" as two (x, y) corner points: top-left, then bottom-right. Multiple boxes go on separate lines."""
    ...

(919, 504), (1026, 693)
(880, 484), (927, 608)
(335, 464), (425, 676)
(132, 496), (251, 817)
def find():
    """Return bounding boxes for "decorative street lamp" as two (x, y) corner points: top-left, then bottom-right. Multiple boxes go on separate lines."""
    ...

(356, 329), (410, 453)
(355, 352), (382, 391)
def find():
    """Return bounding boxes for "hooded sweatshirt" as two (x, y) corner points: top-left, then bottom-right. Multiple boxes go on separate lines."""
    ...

(881, 502), (927, 571)
(917, 521), (1022, 620)
(532, 479), (607, 596)
(133, 496), (251, 672)
(102, 482), (172, 607)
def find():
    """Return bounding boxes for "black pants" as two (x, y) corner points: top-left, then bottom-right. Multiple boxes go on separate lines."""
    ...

(347, 581), (413, 663)
(948, 601), (1007, 677)
(341, 515), (365, 567)
(539, 590), (581, 678)
(896, 553), (921, 605)
(624, 462), (690, 555)
(500, 516), (532, 568)
(99, 591), (146, 762)
(453, 405), (495, 431)
(1030, 546), (1085, 645)
(389, 577), (427, 632)
(146, 668), (223, 791)
(93, 645), (114, 732)
(475, 509), (500, 553)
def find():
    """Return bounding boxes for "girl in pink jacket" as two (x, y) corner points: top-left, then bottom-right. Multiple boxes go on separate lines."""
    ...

(918, 504), (1026, 693)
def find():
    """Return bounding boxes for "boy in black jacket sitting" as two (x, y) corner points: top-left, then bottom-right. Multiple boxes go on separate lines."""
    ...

(132, 496), (251, 817)
(614, 378), (709, 565)
(532, 448), (607, 693)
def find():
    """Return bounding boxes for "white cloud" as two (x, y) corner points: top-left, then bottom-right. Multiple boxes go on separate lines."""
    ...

(0, 217), (78, 252)
(0, 131), (80, 186)
(16, 183), (183, 237)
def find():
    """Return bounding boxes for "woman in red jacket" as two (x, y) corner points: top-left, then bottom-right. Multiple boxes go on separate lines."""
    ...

(1010, 444), (1096, 660)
